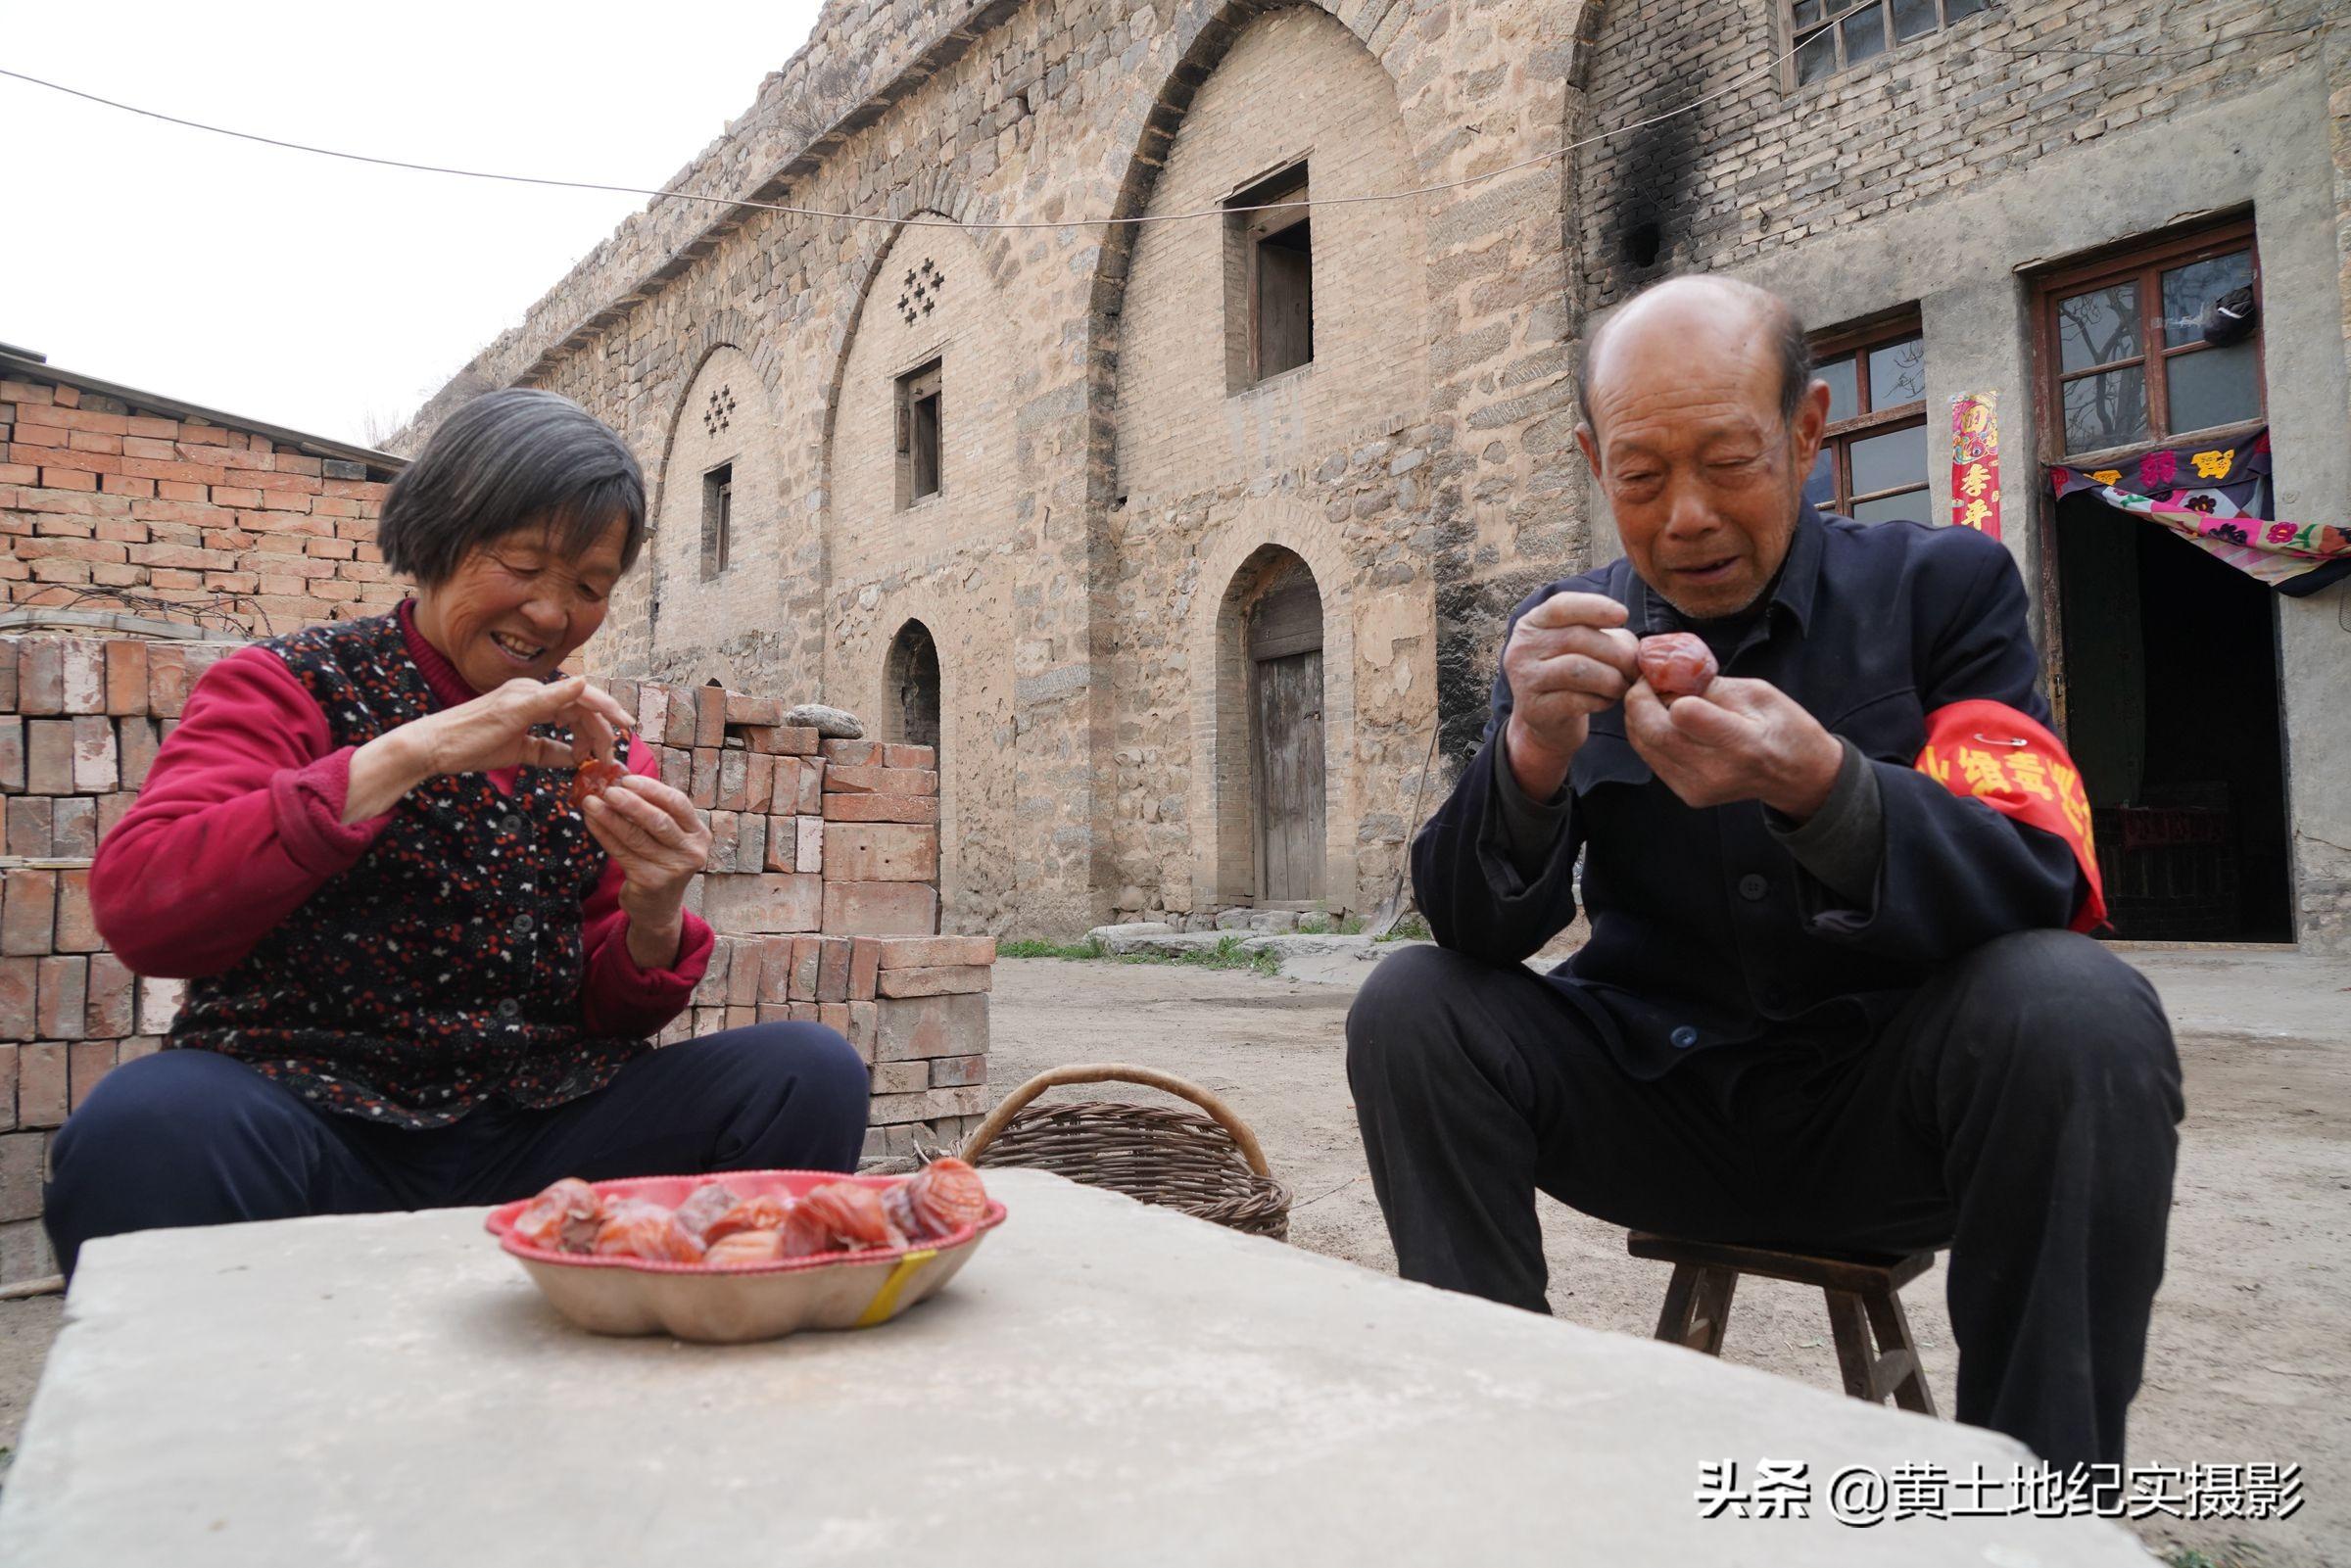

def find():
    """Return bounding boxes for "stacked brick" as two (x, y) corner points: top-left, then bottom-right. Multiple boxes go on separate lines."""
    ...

(604, 677), (991, 1163)
(0, 645), (991, 1282)
(0, 372), (402, 634)
(0, 633), (232, 1281)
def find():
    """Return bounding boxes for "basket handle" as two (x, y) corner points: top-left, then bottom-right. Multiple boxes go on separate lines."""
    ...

(958, 1064), (1273, 1178)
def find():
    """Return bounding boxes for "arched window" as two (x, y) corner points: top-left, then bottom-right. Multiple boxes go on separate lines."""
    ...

(885, 619), (942, 761)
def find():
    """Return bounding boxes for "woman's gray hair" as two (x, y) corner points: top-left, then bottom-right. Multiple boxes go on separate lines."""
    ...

(377, 389), (647, 586)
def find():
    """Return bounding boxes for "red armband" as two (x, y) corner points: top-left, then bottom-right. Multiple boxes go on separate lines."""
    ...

(1914, 699), (2106, 934)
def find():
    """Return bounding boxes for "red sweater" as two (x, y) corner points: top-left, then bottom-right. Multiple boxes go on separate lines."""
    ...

(91, 606), (712, 1038)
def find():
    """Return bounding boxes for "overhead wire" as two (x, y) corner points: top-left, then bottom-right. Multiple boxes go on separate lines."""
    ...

(0, 26), (1817, 234)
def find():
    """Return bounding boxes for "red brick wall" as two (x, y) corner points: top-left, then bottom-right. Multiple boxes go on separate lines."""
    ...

(0, 373), (401, 636)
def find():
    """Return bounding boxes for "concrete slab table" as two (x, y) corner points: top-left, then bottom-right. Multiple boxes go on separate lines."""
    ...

(0, 1169), (2142, 1565)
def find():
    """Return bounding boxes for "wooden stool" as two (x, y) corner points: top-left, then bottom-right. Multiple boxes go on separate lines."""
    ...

(1627, 1232), (1939, 1415)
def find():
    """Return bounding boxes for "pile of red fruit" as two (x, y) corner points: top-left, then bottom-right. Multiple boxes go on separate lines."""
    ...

(510, 1160), (991, 1267)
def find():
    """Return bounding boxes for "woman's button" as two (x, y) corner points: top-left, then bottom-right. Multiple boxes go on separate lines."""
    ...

(512, 914), (535, 935)
(1670, 1025), (1700, 1050)
(496, 999), (521, 1020)
(1738, 874), (1768, 901)
(500, 814), (526, 836)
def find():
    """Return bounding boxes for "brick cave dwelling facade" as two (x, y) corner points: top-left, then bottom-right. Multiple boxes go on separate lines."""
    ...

(399, 0), (2351, 953)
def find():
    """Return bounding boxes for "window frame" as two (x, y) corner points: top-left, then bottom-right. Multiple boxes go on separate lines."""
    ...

(894, 357), (944, 508)
(1786, 0), (1991, 87)
(2033, 217), (2267, 467)
(1807, 309), (1930, 524)
(1224, 162), (1315, 392)
(699, 461), (733, 580)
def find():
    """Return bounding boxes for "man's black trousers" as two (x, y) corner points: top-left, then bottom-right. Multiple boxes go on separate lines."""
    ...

(1346, 929), (2183, 1470)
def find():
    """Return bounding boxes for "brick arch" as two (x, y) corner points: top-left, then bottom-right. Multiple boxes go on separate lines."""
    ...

(1185, 498), (1364, 913)
(642, 306), (783, 523)
(1080, 0), (1421, 513)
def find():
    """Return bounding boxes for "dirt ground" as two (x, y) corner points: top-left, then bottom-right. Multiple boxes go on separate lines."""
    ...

(982, 954), (2348, 1568)
(0, 951), (2339, 1564)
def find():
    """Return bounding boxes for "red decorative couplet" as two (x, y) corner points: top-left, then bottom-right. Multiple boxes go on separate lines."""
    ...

(1949, 391), (2001, 541)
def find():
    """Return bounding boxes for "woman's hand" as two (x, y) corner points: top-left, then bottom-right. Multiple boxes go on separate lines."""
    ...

(579, 773), (713, 970)
(343, 677), (634, 823)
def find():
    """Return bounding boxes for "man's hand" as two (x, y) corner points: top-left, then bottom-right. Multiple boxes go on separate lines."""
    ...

(1623, 675), (1844, 819)
(1502, 592), (1641, 799)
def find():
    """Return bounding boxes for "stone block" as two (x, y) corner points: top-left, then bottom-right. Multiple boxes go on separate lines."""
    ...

(69, 1038), (116, 1110)
(724, 693), (782, 728)
(822, 823), (937, 882)
(25, 721), (73, 795)
(103, 639), (148, 716)
(848, 937), (881, 1000)
(85, 952), (133, 1037)
(796, 815), (824, 874)
(136, 974), (182, 1035)
(931, 1053), (987, 1088)
(846, 1001), (877, 1060)
(736, 814), (766, 877)
(18, 640), (62, 715)
(117, 716), (159, 788)
(688, 748), (720, 807)
(881, 743), (935, 770)
(54, 869), (99, 952)
(874, 935), (997, 969)
(706, 811), (739, 874)
(716, 749), (750, 811)
(0, 959), (34, 1041)
(71, 714), (118, 791)
(5, 797), (50, 857)
(743, 753), (774, 814)
(817, 1002), (849, 1037)
(789, 936), (821, 1001)
(723, 938), (762, 1008)
(0, 1131), (44, 1221)
(876, 965), (992, 999)
(51, 796), (96, 857)
(821, 764), (937, 797)
(754, 936), (794, 1005)
(2, 869), (55, 955)
(872, 1061), (928, 1095)
(816, 936), (853, 1003)
(18, 1042), (67, 1127)
(693, 686), (728, 748)
(58, 641), (105, 712)
(821, 881), (937, 937)
(763, 816), (797, 872)
(820, 739), (883, 767)
(698, 873), (823, 934)
(820, 791), (938, 824)
(742, 725), (819, 756)
(0, 1212), (55, 1284)
(0, 718), (22, 793)
(874, 992), (988, 1063)
(145, 644), (189, 716)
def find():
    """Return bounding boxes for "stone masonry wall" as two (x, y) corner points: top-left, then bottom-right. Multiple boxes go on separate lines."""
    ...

(2, 372), (401, 636)
(399, 0), (1584, 938)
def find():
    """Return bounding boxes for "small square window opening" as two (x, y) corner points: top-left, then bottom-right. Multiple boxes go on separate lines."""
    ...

(1224, 164), (1315, 391)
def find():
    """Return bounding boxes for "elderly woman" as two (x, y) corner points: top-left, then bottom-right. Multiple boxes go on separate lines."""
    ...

(47, 390), (868, 1276)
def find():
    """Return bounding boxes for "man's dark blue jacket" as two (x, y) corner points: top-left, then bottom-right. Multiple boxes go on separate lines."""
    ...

(1412, 503), (2086, 1077)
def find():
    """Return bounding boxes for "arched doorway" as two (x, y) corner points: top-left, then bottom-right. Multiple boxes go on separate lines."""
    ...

(885, 619), (941, 762)
(1239, 556), (1326, 904)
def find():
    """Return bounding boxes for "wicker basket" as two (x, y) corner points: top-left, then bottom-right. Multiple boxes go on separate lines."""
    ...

(957, 1065), (1292, 1241)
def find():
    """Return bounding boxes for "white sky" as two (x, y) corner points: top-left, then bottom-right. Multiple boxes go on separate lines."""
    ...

(2, 0), (825, 449)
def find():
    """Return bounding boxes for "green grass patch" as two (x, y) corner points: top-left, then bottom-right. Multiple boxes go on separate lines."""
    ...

(996, 933), (1280, 978)
(998, 936), (1103, 960)
(1374, 912), (1431, 942)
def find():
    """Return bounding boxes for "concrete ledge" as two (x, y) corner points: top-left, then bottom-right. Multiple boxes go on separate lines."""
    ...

(0, 1171), (2144, 1565)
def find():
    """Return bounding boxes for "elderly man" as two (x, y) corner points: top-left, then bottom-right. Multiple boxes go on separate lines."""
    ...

(1349, 275), (2182, 1470)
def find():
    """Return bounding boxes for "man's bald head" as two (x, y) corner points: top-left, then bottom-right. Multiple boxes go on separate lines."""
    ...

(1576, 276), (1813, 443)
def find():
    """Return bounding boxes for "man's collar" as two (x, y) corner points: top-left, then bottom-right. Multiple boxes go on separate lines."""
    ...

(1626, 502), (1825, 638)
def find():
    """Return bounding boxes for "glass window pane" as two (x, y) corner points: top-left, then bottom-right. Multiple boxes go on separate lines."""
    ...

(1849, 422), (1927, 496)
(1796, 24), (1837, 83)
(1816, 355), (1858, 423)
(1842, 2), (1888, 64)
(2160, 251), (2254, 348)
(1944, 0), (1989, 18)
(1804, 446), (1837, 509)
(1867, 334), (1927, 406)
(1792, 0), (1822, 26)
(2056, 282), (2139, 373)
(2165, 341), (2262, 435)
(1892, 0), (1937, 40)
(1851, 489), (1928, 527)
(2061, 366), (2149, 453)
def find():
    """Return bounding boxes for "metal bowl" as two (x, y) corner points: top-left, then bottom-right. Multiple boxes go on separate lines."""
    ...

(483, 1169), (1006, 1344)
